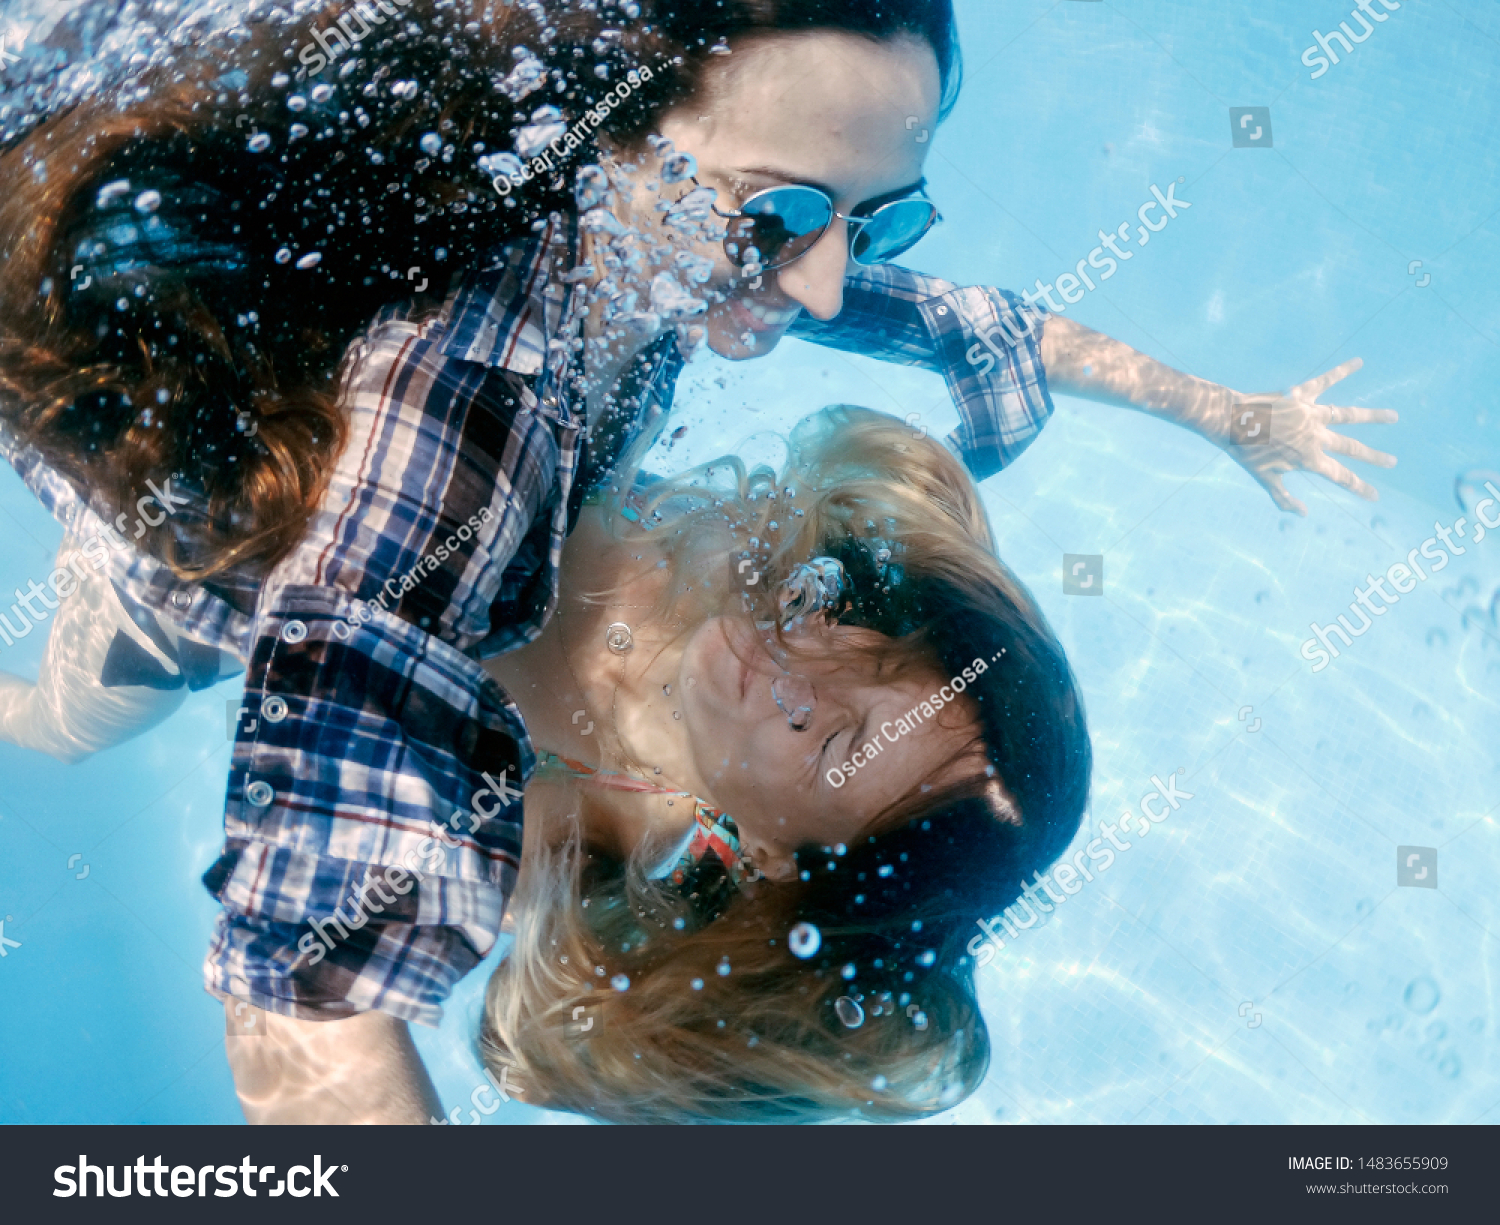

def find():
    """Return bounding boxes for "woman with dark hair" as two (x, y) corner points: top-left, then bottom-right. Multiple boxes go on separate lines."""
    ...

(0, 0), (1391, 1120)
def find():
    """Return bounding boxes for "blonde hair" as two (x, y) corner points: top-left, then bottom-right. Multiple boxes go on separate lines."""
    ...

(481, 406), (1090, 1123)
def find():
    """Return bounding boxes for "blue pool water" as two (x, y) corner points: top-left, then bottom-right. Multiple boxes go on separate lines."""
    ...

(1, 0), (1496, 1124)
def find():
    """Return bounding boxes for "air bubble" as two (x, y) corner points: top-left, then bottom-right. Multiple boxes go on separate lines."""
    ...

(310, 84), (334, 104)
(134, 190), (161, 213)
(516, 106), (567, 158)
(286, 95), (307, 112)
(480, 152), (525, 181)
(610, 973), (630, 991)
(419, 132), (443, 157)
(575, 164), (610, 210)
(835, 996), (865, 1028)
(96, 179), (131, 208)
(1403, 976), (1440, 1015)
(295, 252), (323, 270)
(247, 133), (272, 153)
(788, 922), (822, 959)
(496, 52), (546, 101)
(661, 151), (697, 183)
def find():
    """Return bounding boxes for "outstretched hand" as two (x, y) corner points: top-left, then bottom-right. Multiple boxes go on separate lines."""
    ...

(1221, 359), (1398, 517)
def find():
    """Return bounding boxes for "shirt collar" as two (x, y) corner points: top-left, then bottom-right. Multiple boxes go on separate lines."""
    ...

(437, 212), (583, 380)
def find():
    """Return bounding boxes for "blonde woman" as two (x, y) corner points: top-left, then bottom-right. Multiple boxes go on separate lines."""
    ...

(473, 404), (1092, 1122)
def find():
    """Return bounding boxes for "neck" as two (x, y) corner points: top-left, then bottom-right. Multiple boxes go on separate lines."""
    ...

(483, 508), (688, 779)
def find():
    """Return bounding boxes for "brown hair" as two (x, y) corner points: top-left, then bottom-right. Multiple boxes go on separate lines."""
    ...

(0, 0), (960, 581)
(481, 407), (1090, 1123)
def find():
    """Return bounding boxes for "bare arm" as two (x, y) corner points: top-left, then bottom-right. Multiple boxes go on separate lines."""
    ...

(0, 532), (189, 763)
(1039, 315), (1398, 515)
(224, 1000), (443, 1124)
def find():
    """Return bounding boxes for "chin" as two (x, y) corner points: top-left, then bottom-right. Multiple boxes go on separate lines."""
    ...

(704, 308), (791, 362)
(706, 328), (787, 362)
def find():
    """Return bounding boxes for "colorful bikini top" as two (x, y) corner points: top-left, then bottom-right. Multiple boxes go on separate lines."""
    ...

(537, 752), (755, 890)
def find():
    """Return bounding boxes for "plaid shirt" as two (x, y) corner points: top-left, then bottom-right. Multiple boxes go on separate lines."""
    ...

(1, 223), (1053, 1025)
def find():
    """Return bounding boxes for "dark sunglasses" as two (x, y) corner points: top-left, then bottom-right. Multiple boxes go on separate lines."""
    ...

(692, 179), (941, 273)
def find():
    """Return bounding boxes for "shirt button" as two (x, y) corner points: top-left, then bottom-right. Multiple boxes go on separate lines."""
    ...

(281, 620), (308, 644)
(245, 780), (275, 807)
(263, 696), (289, 723)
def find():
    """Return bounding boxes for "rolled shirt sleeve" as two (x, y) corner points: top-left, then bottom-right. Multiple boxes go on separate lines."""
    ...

(787, 262), (1055, 481)
(202, 317), (578, 1026)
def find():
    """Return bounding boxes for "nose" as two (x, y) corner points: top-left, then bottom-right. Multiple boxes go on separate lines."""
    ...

(774, 220), (848, 321)
(771, 671), (816, 732)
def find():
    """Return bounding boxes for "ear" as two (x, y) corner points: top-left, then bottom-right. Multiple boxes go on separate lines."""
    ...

(755, 845), (799, 882)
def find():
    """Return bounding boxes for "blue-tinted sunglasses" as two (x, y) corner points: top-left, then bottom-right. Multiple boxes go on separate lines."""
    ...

(696, 179), (941, 273)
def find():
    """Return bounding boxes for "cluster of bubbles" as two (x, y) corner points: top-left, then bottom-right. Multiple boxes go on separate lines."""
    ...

(576, 133), (724, 355)
(1363, 975), (1467, 1081)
